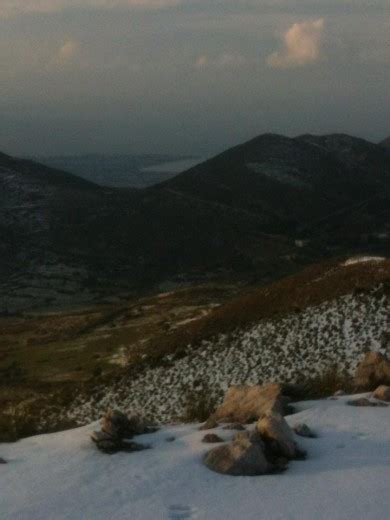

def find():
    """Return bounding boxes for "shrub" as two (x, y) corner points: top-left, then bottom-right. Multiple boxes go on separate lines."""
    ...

(181, 386), (219, 423)
(302, 364), (353, 399)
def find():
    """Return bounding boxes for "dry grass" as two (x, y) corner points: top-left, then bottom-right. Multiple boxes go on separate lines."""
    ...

(301, 365), (354, 400)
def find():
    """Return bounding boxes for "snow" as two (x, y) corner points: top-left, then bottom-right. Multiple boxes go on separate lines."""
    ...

(1, 395), (389, 520)
(343, 256), (386, 267)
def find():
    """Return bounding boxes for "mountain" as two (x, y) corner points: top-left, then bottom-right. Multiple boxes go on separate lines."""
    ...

(380, 137), (390, 150)
(1, 133), (390, 312)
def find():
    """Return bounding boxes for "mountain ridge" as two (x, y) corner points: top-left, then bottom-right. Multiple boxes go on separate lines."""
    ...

(1, 132), (390, 312)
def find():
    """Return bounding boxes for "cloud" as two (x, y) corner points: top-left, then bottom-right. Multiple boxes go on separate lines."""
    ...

(267, 18), (324, 68)
(195, 53), (246, 68)
(0, 0), (180, 17)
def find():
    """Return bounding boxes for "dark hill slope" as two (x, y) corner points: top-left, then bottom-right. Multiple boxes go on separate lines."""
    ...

(379, 137), (390, 150)
(1, 133), (390, 312)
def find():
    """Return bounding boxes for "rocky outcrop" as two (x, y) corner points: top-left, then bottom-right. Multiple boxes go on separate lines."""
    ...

(91, 409), (156, 454)
(257, 413), (305, 460)
(373, 385), (390, 402)
(354, 352), (390, 390)
(207, 383), (300, 425)
(204, 431), (273, 476)
(203, 384), (307, 475)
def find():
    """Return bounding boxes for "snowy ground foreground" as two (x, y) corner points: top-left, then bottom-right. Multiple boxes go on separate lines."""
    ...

(1, 395), (389, 520)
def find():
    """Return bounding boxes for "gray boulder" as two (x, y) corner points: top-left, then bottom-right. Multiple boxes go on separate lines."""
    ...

(101, 409), (154, 438)
(204, 431), (272, 476)
(257, 413), (304, 460)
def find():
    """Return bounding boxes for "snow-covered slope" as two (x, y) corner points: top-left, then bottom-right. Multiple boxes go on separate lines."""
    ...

(1, 395), (389, 520)
(66, 283), (389, 426)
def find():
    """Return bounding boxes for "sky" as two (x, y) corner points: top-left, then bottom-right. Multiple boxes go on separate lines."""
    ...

(0, 0), (389, 156)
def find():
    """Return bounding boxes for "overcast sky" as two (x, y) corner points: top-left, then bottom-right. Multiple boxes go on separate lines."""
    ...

(1, 1), (389, 156)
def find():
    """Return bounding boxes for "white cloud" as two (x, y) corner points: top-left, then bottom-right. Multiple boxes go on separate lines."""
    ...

(267, 18), (324, 68)
(0, 1), (180, 17)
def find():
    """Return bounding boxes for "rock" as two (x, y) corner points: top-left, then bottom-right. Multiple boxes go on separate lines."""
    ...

(257, 413), (301, 460)
(222, 423), (246, 431)
(199, 417), (219, 431)
(202, 433), (224, 444)
(209, 383), (298, 425)
(293, 423), (317, 438)
(354, 352), (390, 390)
(91, 430), (116, 443)
(100, 409), (156, 439)
(204, 431), (272, 476)
(373, 385), (390, 402)
(347, 397), (388, 407)
(0, 457), (7, 464)
(334, 390), (346, 397)
(166, 436), (176, 442)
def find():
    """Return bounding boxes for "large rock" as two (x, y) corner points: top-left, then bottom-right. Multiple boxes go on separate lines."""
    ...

(257, 413), (303, 460)
(354, 352), (390, 390)
(100, 409), (155, 439)
(92, 409), (156, 454)
(209, 383), (298, 425)
(373, 385), (390, 402)
(204, 431), (272, 476)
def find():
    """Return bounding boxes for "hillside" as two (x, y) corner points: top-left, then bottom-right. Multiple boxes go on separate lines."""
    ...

(1, 395), (389, 520)
(2, 133), (390, 313)
(60, 256), (389, 427)
(380, 137), (390, 150)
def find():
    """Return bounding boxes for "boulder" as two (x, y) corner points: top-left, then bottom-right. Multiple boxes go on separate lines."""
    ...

(293, 423), (317, 438)
(0, 457), (7, 464)
(100, 409), (156, 438)
(209, 383), (298, 425)
(373, 385), (390, 402)
(334, 390), (346, 397)
(257, 413), (303, 460)
(202, 433), (224, 444)
(204, 431), (272, 476)
(354, 352), (390, 390)
(91, 431), (122, 454)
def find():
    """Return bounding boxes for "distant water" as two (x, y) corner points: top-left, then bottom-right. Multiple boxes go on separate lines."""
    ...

(141, 157), (205, 173)
(29, 155), (206, 188)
